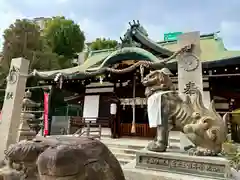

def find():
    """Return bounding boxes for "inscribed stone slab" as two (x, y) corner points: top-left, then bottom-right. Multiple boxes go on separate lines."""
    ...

(0, 58), (29, 159)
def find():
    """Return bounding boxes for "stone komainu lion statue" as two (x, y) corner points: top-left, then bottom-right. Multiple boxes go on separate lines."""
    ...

(142, 68), (228, 156)
(1, 137), (126, 180)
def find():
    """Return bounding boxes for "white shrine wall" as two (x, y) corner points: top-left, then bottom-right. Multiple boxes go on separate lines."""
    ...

(83, 82), (114, 121)
(83, 95), (100, 122)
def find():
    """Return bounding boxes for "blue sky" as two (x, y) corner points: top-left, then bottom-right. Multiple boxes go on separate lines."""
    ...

(1, 0), (240, 50)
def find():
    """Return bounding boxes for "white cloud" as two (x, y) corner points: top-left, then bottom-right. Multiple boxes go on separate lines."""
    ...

(0, 0), (240, 51)
(78, 18), (119, 42)
(0, 0), (23, 50)
(220, 21), (240, 50)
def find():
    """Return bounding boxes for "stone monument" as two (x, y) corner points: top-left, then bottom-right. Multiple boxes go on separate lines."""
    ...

(0, 58), (29, 160)
(177, 32), (208, 150)
(177, 31), (210, 107)
(177, 32), (202, 101)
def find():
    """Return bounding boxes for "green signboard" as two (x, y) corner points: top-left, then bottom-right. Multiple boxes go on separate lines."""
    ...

(164, 32), (183, 41)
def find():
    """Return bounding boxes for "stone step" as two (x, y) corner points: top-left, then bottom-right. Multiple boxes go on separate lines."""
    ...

(102, 137), (181, 143)
(168, 142), (180, 150)
(106, 145), (138, 166)
(170, 137), (180, 143)
(102, 141), (145, 150)
(84, 128), (181, 140)
(103, 139), (180, 150)
(107, 142), (180, 153)
(102, 140), (140, 166)
(114, 152), (136, 161)
(109, 147), (139, 155)
(118, 158), (132, 166)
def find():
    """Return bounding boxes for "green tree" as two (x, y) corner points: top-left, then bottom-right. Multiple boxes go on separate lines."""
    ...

(43, 16), (85, 60)
(2, 19), (60, 72)
(90, 38), (118, 50)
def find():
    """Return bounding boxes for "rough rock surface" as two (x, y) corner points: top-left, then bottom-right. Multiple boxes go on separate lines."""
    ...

(37, 136), (125, 180)
(1, 137), (126, 180)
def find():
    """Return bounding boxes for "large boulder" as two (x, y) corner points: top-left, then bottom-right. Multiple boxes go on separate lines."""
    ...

(2, 136), (125, 180)
(37, 137), (125, 180)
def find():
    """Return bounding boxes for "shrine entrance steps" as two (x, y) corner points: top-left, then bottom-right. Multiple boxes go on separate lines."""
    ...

(101, 137), (144, 165)
(100, 131), (182, 166)
(50, 129), (182, 166)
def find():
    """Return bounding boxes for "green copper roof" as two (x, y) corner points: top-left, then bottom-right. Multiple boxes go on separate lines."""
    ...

(32, 46), (163, 79)
(31, 21), (240, 80)
(79, 50), (112, 70)
(158, 32), (240, 62)
(133, 29), (173, 56)
(87, 47), (160, 71)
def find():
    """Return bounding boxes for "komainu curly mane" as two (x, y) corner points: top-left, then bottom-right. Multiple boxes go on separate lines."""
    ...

(142, 69), (228, 155)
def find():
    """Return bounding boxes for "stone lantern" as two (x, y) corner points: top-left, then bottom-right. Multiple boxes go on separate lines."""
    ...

(17, 90), (41, 141)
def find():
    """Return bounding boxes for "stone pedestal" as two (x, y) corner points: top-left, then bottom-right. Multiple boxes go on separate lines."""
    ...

(17, 113), (36, 141)
(135, 149), (230, 179)
(124, 161), (218, 180)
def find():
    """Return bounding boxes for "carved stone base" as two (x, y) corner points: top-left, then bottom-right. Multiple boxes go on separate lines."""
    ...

(135, 149), (231, 179)
(124, 161), (219, 180)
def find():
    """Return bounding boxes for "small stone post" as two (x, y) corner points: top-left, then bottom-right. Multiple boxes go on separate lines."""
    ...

(0, 58), (29, 159)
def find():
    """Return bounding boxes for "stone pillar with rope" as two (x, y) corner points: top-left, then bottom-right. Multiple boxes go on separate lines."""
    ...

(0, 58), (29, 160)
(177, 32), (205, 104)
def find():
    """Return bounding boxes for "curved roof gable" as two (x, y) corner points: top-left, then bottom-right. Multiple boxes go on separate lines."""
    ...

(31, 47), (162, 79)
(87, 47), (160, 71)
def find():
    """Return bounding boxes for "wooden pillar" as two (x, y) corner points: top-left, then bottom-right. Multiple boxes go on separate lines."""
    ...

(229, 98), (237, 141)
(116, 102), (121, 138)
(43, 86), (52, 136)
(208, 75), (214, 102)
(131, 74), (136, 133)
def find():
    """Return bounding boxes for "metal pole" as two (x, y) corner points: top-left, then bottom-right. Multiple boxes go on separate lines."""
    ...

(131, 74), (136, 133)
